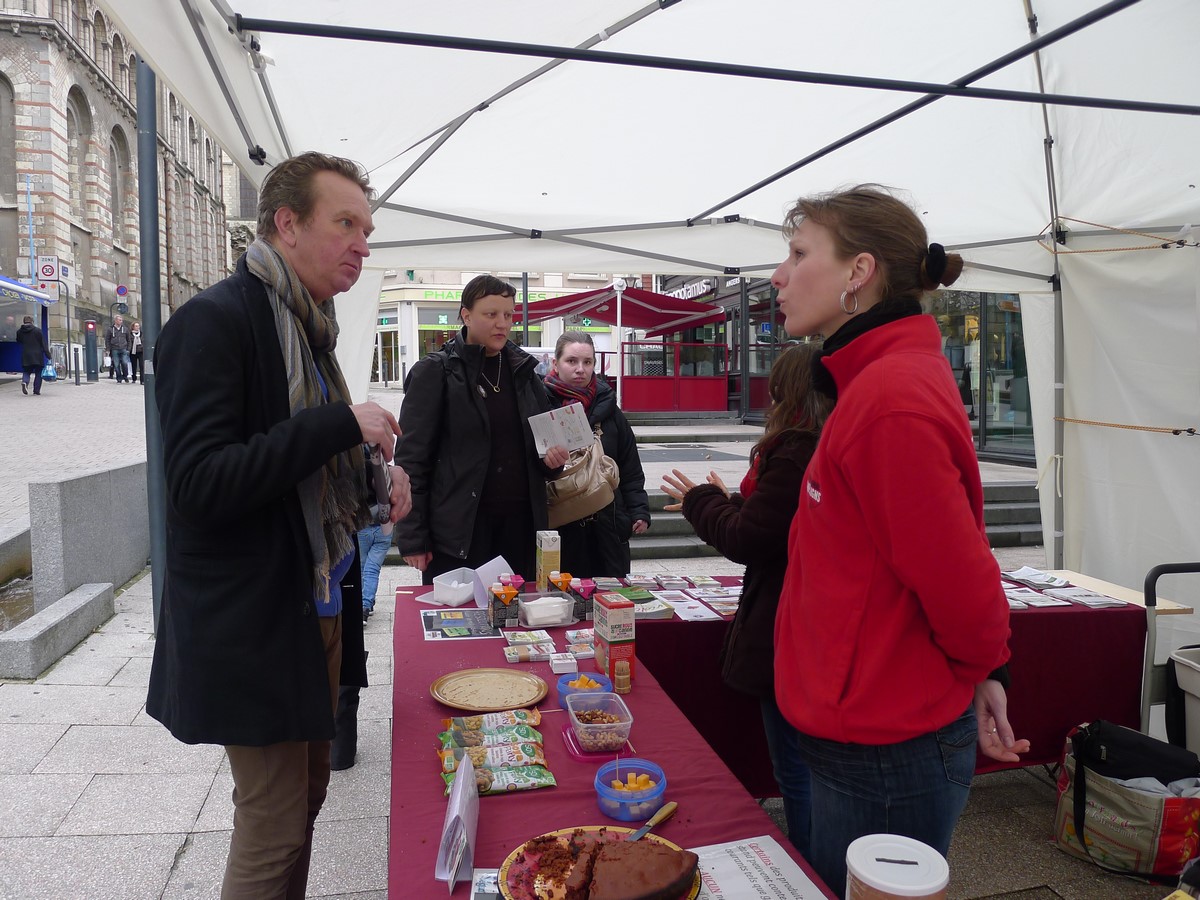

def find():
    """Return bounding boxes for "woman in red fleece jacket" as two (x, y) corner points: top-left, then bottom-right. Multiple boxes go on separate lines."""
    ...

(771, 186), (1027, 895)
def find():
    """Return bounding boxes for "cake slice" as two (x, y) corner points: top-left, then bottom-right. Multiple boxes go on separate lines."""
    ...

(585, 840), (699, 900)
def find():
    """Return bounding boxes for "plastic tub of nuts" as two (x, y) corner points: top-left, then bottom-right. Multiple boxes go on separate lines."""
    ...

(594, 757), (667, 822)
(565, 691), (633, 753)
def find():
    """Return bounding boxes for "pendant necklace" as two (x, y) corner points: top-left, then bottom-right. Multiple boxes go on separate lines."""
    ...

(478, 353), (502, 395)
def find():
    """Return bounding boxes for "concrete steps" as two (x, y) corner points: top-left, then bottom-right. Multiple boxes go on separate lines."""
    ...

(629, 480), (1044, 559)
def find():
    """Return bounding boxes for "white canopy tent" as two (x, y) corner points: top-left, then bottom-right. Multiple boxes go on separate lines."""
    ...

(107, 0), (1200, 596)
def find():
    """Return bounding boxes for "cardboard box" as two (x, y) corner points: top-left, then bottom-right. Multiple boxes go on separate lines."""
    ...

(594, 591), (635, 682)
(535, 530), (561, 591)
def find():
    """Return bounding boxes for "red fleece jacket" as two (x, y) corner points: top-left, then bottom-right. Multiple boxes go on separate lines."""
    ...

(774, 315), (1010, 745)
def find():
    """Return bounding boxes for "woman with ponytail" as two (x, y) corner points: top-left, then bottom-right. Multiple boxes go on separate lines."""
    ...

(770, 186), (1028, 894)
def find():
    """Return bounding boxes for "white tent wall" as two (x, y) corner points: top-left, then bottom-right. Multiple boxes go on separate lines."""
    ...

(333, 269), (385, 404)
(1059, 249), (1200, 586)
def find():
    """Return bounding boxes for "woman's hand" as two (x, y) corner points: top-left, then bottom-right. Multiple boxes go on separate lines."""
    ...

(544, 444), (569, 468)
(974, 679), (1031, 763)
(660, 468), (699, 512)
(632, 519), (649, 535)
(403, 552), (431, 572)
(706, 471), (730, 498)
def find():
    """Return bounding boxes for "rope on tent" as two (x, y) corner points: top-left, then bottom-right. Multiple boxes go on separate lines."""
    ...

(1036, 217), (1200, 254)
(1056, 416), (1199, 436)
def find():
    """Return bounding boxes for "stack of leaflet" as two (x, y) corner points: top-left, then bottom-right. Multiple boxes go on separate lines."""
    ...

(1001, 584), (1045, 609)
(1002, 566), (1071, 590)
(631, 597), (675, 620)
(1042, 586), (1127, 608)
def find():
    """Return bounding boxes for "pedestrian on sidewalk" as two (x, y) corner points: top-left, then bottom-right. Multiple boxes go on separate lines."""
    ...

(148, 151), (413, 900)
(129, 320), (145, 383)
(106, 314), (132, 382)
(356, 518), (392, 621)
(16, 315), (50, 395)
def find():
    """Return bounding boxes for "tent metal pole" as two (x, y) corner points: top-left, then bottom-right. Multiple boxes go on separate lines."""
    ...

(522, 273), (529, 345)
(688, 0), (1147, 221)
(233, 9), (1194, 119)
(372, 112), (473, 211)
(739, 279), (749, 422)
(136, 57), (167, 630)
(1024, 0), (1066, 570)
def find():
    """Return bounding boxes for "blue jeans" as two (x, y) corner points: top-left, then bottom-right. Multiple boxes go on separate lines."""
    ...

(111, 349), (130, 381)
(760, 697), (812, 858)
(793, 705), (976, 898)
(356, 525), (391, 611)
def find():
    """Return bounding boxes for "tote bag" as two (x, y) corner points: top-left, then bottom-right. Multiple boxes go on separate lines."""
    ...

(41, 362), (57, 381)
(547, 426), (619, 529)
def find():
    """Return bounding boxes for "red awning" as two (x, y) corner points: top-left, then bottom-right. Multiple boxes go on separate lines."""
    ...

(513, 286), (724, 336)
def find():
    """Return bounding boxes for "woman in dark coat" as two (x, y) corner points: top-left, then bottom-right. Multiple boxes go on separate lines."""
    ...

(396, 275), (568, 583)
(544, 330), (650, 577)
(661, 344), (831, 856)
(15, 315), (50, 395)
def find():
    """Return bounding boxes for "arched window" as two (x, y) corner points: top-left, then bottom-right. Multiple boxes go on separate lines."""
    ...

(111, 34), (124, 90)
(69, 0), (80, 41)
(65, 87), (92, 222)
(187, 117), (197, 173)
(0, 75), (15, 207)
(128, 54), (137, 101)
(204, 137), (213, 187)
(210, 209), (220, 281)
(168, 94), (179, 150)
(92, 12), (107, 68)
(109, 127), (131, 244)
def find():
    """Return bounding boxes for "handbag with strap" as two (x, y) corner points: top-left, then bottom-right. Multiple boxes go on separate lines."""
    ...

(547, 425), (620, 529)
(1053, 720), (1200, 876)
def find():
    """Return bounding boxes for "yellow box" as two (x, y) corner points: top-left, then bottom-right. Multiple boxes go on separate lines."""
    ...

(535, 530), (561, 592)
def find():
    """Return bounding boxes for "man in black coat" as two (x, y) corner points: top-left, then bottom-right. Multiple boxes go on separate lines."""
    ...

(149, 151), (412, 899)
(15, 315), (50, 395)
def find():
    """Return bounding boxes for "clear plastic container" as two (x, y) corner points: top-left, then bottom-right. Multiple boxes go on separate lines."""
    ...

(431, 567), (475, 606)
(594, 757), (666, 822)
(565, 691), (633, 752)
(518, 592), (575, 627)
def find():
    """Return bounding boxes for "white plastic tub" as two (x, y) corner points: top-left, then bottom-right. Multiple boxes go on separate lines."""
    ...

(431, 567), (476, 607)
(1171, 647), (1200, 754)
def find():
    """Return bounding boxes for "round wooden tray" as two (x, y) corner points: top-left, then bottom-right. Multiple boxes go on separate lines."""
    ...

(429, 667), (547, 713)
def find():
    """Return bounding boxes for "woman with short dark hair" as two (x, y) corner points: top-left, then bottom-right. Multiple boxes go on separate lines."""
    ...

(395, 275), (568, 582)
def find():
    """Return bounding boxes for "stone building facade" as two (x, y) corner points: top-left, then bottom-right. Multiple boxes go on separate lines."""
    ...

(0, 0), (228, 360)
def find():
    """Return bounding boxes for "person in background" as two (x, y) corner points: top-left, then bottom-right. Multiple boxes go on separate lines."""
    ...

(149, 151), (412, 899)
(357, 519), (392, 622)
(544, 330), (650, 577)
(661, 343), (831, 856)
(106, 314), (132, 383)
(16, 315), (50, 396)
(129, 320), (145, 384)
(396, 275), (568, 583)
(770, 185), (1027, 895)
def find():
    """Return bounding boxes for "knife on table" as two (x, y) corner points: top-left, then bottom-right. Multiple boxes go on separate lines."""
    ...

(628, 801), (678, 842)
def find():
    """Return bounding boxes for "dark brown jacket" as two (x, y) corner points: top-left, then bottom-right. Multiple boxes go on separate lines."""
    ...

(681, 430), (818, 697)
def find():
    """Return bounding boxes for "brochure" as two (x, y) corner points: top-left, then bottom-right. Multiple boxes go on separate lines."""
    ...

(435, 755), (479, 893)
(420, 608), (503, 641)
(1043, 586), (1127, 608)
(694, 835), (825, 898)
(527, 402), (594, 455)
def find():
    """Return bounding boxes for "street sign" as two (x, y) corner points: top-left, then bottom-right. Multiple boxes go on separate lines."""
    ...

(116, 284), (128, 297)
(37, 255), (58, 280)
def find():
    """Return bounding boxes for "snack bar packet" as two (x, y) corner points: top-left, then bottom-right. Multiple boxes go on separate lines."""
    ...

(442, 764), (558, 797)
(439, 742), (547, 774)
(566, 643), (595, 659)
(438, 724), (544, 749)
(442, 708), (542, 730)
(503, 642), (556, 663)
(565, 628), (594, 644)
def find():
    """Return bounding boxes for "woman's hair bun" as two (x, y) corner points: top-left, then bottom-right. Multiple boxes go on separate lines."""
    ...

(920, 242), (964, 289)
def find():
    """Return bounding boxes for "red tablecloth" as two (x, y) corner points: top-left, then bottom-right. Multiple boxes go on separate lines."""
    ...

(388, 586), (835, 898)
(635, 579), (1150, 786)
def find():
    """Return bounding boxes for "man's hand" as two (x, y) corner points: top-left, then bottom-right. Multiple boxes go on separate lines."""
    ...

(975, 679), (1031, 763)
(388, 464), (412, 523)
(404, 552), (431, 572)
(351, 402), (401, 461)
(544, 444), (569, 468)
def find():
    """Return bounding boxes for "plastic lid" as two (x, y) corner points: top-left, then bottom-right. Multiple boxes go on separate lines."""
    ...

(845, 834), (949, 896)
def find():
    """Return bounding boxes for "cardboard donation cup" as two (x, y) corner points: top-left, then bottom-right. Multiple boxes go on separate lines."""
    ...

(846, 834), (948, 900)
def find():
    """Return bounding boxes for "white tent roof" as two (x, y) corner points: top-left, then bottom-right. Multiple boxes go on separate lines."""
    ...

(108, 0), (1200, 594)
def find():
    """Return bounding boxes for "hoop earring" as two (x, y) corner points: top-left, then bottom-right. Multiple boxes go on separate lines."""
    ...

(839, 287), (859, 315)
